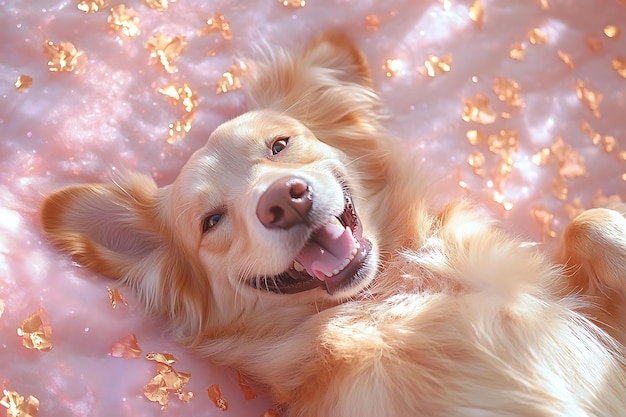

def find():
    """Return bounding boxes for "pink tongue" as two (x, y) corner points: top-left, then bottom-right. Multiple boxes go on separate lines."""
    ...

(295, 221), (356, 281)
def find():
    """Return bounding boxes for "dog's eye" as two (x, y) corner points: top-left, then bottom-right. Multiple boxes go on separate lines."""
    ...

(271, 136), (290, 155)
(202, 213), (222, 233)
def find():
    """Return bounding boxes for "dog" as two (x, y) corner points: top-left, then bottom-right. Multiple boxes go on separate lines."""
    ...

(41, 33), (626, 416)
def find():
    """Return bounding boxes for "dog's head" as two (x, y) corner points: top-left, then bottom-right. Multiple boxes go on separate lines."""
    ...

(41, 33), (393, 338)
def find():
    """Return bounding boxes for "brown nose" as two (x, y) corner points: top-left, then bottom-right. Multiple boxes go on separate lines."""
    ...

(256, 176), (313, 229)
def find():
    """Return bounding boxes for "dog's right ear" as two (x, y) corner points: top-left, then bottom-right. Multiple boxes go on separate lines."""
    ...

(40, 173), (166, 283)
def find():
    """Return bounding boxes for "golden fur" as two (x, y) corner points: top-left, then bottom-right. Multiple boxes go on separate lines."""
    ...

(41, 33), (626, 416)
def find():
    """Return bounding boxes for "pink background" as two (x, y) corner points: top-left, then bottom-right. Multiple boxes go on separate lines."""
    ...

(1, 0), (624, 416)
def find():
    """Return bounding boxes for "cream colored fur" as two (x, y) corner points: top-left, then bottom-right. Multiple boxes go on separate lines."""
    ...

(41, 33), (626, 417)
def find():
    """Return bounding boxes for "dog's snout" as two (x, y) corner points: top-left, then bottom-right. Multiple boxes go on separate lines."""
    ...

(257, 176), (313, 229)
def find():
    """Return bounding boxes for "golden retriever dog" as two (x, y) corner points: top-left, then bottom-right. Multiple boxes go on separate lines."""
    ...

(41, 33), (626, 416)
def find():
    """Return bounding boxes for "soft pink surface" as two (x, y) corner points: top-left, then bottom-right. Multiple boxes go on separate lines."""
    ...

(1, 0), (624, 416)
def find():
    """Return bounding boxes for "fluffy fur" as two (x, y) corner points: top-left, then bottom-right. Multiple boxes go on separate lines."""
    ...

(41, 33), (626, 416)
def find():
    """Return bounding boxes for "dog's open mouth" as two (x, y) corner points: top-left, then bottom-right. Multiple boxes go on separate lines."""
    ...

(257, 188), (373, 295)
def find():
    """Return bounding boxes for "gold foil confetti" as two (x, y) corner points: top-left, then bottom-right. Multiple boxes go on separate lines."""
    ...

(551, 174), (568, 200)
(145, 33), (187, 74)
(604, 25), (621, 39)
(77, 0), (110, 13)
(142, 0), (174, 11)
(111, 334), (142, 358)
(580, 119), (595, 139)
(160, 83), (199, 143)
(455, 167), (471, 194)
(441, 0), (452, 10)
(238, 373), (257, 400)
(585, 36), (603, 52)
(531, 205), (557, 239)
(1, 389), (39, 417)
(42, 39), (88, 75)
(200, 12), (232, 40)
(509, 42), (525, 61)
(575, 79), (603, 118)
(469, 0), (484, 30)
(611, 57), (626, 78)
(550, 136), (588, 178)
(600, 135), (616, 153)
(565, 198), (585, 219)
(15, 75), (32, 92)
(365, 14), (380, 31)
(462, 94), (497, 124)
(382, 59), (402, 78)
(466, 129), (487, 145)
(488, 130), (518, 159)
(532, 147), (551, 166)
(538, 0), (550, 10)
(492, 190), (514, 211)
(419, 55), (452, 77)
(279, 0), (306, 7)
(528, 28), (548, 44)
(592, 189), (623, 208)
(493, 77), (523, 108)
(107, 4), (141, 38)
(262, 410), (281, 417)
(17, 308), (52, 352)
(208, 384), (228, 411)
(216, 62), (247, 94)
(557, 50), (575, 70)
(467, 150), (486, 177)
(107, 286), (128, 309)
(144, 353), (193, 410)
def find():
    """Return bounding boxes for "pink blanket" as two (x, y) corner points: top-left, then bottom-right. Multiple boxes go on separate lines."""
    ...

(1, 0), (624, 415)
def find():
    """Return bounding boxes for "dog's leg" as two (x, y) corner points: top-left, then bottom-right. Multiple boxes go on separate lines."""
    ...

(557, 203), (626, 344)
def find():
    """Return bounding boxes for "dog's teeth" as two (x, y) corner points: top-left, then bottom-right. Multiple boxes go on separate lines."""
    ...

(293, 261), (305, 272)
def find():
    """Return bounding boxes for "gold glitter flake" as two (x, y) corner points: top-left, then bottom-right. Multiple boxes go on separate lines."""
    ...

(488, 130), (518, 160)
(279, 0), (306, 7)
(531, 205), (557, 239)
(466, 129), (487, 145)
(462, 94), (497, 124)
(42, 39), (88, 75)
(208, 384), (228, 411)
(604, 25), (621, 39)
(585, 36), (603, 52)
(419, 55), (452, 77)
(441, 0), (452, 10)
(611, 57), (626, 78)
(17, 308), (52, 352)
(107, 5), (141, 38)
(575, 79), (603, 118)
(0, 299), (4, 318)
(238, 373), (257, 400)
(493, 77), (523, 108)
(216, 62), (247, 94)
(15, 75), (32, 92)
(538, 0), (550, 10)
(200, 12), (232, 40)
(492, 190), (514, 212)
(565, 198), (585, 219)
(144, 353), (193, 410)
(509, 42), (525, 61)
(557, 50), (575, 70)
(160, 83), (198, 143)
(551, 136), (588, 178)
(551, 174), (568, 200)
(107, 286), (128, 309)
(142, 0), (175, 11)
(383, 59), (402, 78)
(1, 389), (39, 417)
(77, 0), (110, 13)
(111, 334), (142, 358)
(467, 150), (486, 177)
(365, 14), (380, 31)
(469, 0), (484, 30)
(532, 147), (551, 166)
(145, 33), (187, 74)
(600, 135), (617, 153)
(528, 28), (548, 44)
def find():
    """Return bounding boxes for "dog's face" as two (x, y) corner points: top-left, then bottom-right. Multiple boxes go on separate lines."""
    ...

(40, 33), (390, 337)
(171, 110), (377, 302)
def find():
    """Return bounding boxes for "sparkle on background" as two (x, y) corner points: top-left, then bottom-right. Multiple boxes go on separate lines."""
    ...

(382, 59), (402, 78)
(419, 55), (452, 77)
